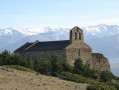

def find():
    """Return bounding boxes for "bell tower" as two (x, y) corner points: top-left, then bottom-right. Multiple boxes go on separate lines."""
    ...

(70, 26), (84, 43)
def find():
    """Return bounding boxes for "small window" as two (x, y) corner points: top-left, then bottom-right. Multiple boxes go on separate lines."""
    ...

(78, 33), (81, 40)
(99, 58), (100, 62)
(74, 33), (77, 40)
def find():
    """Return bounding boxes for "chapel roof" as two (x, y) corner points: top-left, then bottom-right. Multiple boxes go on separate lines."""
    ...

(14, 40), (71, 53)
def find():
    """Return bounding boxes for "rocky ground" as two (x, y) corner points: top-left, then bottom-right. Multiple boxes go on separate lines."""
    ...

(0, 67), (87, 90)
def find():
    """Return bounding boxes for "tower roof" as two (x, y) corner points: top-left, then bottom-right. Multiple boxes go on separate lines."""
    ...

(70, 26), (83, 31)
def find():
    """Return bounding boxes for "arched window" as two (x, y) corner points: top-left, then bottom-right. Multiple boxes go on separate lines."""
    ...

(74, 32), (77, 40)
(78, 33), (81, 40)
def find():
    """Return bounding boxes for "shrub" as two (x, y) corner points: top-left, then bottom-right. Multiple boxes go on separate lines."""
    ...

(87, 83), (117, 90)
(0, 58), (2, 65)
(10, 53), (22, 65)
(58, 72), (98, 84)
(0, 50), (10, 65)
(73, 58), (84, 74)
(106, 82), (119, 90)
(5, 65), (35, 73)
(27, 58), (34, 69)
(20, 56), (28, 67)
(62, 61), (73, 72)
(50, 54), (63, 76)
(34, 58), (52, 75)
(100, 70), (112, 82)
(73, 58), (97, 79)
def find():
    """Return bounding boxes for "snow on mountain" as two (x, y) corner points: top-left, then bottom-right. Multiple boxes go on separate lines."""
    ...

(83, 24), (119, 41)
(0, 24), (119, 76)
(0, 27), (70, 52)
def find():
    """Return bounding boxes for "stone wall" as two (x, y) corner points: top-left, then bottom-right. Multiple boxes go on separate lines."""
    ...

(21, 49), (66, 60)
(65, 42), (110, 72)
(65, 42), (92, 65)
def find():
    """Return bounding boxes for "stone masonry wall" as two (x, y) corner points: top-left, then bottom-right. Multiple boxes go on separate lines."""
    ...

(21, 49), (66, 60)
(65, 42), (92, 65)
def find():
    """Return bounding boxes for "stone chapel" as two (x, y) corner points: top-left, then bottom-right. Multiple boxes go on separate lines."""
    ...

(15, 26), (110, 72)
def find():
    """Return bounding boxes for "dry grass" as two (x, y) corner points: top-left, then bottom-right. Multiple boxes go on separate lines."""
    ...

(0, 66), (87, 90)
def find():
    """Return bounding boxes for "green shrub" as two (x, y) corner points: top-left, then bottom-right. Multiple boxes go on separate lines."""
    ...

(34, 58), (52, 75)
(27, 58), (34, 69)
(106, 82), (119, 90)
(0, 58), (2, 65)
(58, 72), (98, 84)
(100, 70), (112, 82)
(10, 53), (22, 65)
(73, 58), (84, 74)
(87, 83), (117, 90)
(50, 54), (63, 76)
(73, 58), (97, 79)
(0, 50), (11, 65)
(62, 61), (73, 72)
(5, 65), (35, 73)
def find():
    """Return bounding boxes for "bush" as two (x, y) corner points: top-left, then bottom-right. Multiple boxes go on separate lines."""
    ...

(73, 58), (84, 74)
(10, 53), (22, 65)
(19, 56), (28, 67)
(0, 50), (11, 65)
(34, 58), (52, 75)
(106, 82), (119, 90)
(100, 70), (112, 82)
(62, 60), (73, 72)
(73, 58), (97, 79)
(0, 58), (2, 65)
(27, 58), (34, 69)
(58, 72), (98, 84)
(87, 83), (117, 90)
(5, 65), (35, 73)
(50, 55), (63, 76)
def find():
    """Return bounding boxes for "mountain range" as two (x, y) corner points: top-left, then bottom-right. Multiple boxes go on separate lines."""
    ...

(0, 24), (119, 76)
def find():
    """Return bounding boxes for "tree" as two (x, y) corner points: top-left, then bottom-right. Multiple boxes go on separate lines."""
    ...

(50, 54), (63, 76)
(21, 56), (28, 67)
(10, 53), (21, 65)
(100, 70), (112, 82)
(0, 58), (2, 65)
(83, 64), (97, 79)
(62, 61), (73, 72)
(73, 58), (84, 75)
(27, 58), (34, 69)
(34, 58), (52, 75)
(0, 50), (10, 65)
(73, 58), (97, 79)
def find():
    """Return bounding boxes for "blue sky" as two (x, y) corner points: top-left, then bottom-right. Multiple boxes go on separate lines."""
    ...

(0, 0), (119, 28)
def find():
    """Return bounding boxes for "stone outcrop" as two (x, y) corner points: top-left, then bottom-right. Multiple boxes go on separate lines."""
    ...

(15, 26), (110, 72)
(91, 53), (110, 72)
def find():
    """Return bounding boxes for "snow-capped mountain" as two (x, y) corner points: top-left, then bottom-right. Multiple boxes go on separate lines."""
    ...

(0, 24), (119, 76)
(83, 24), (119, 41)
(0, 24), (119, 55)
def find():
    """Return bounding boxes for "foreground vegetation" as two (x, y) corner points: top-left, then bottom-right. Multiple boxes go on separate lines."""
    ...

(5, 65), (35, 73)
(0, 50), (119, 90)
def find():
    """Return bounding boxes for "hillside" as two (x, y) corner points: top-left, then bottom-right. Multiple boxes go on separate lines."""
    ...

(0, 67), (87, 90)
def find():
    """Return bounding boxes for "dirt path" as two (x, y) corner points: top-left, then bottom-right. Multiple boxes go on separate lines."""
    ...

(0, 67), (87, 90)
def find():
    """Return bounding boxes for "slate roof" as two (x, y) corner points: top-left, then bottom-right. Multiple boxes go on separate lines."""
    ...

(14, 42), (33, 53)
(14, 40), (71, 53)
